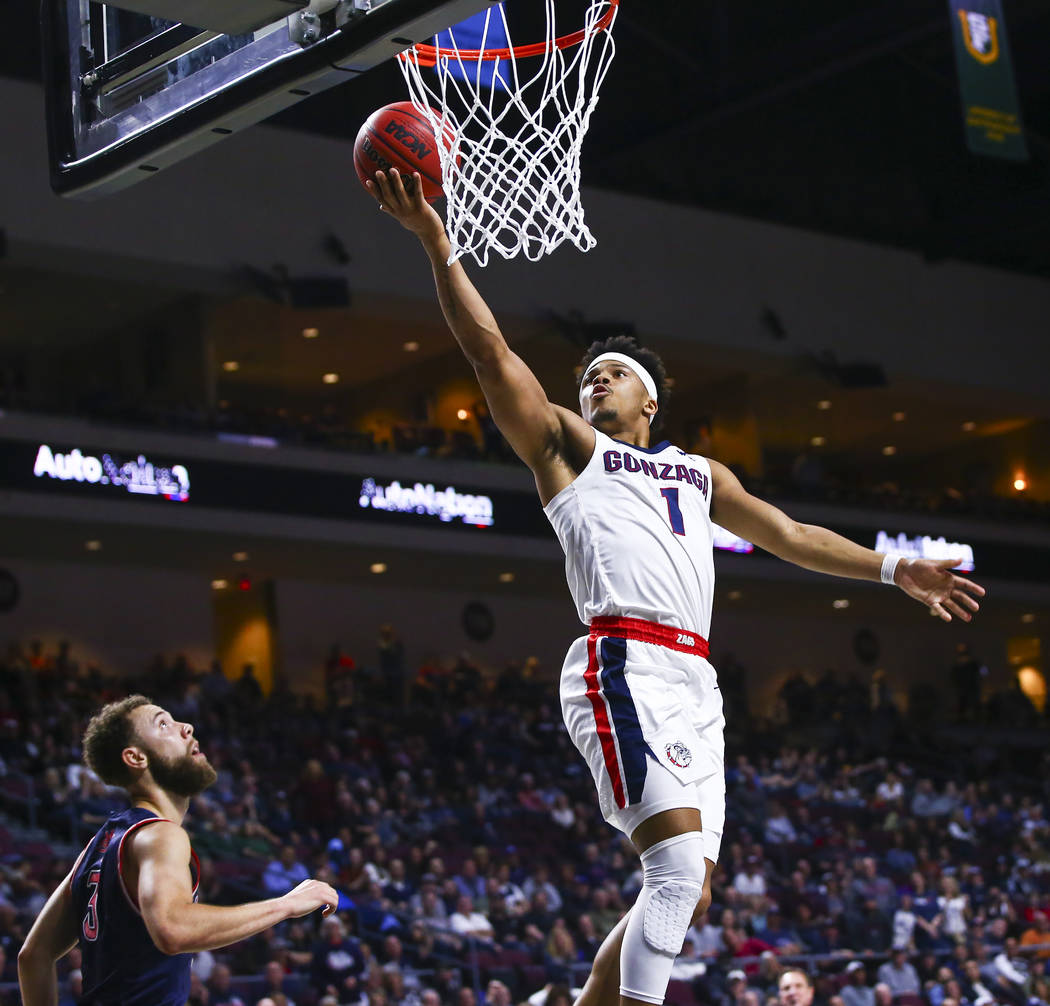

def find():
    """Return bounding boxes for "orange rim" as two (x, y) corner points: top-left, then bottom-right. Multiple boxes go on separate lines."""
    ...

(402, 0), (618, 68)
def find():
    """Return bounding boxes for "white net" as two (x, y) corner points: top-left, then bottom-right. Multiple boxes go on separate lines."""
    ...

(398, 1), (619, 266)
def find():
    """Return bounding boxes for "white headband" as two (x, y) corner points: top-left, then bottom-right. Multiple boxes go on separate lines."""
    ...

(581, 352), (659, 425)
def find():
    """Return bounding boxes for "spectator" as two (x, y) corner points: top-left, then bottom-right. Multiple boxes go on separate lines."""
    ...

(208, 963), (246, 1006)
(1022, 912), (1050, 963)
(841, 963), (874, 1006)
(453, 859), (486, 903)
(733, 857), (767, 907)
(261, 961), (297, 1006)
(777, 969), (814, 1006)
(485, 979), (513, 1006)
(310, 916), (366, 1004)
(877, 948), (921, 997)
(263, 846), (310, 897)
(960, 959), (995, 1005)
(936, 877), (970, 944)
(765, 802), (799, 844)
(449, 896), (495, 944)
(951, 644), (983, 722)
(377, 624), (407, 708)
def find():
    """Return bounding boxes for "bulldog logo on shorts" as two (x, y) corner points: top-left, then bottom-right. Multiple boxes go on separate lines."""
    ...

(665, 741), (692, 769)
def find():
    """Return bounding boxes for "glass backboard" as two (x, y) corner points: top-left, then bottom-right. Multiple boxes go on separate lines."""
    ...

(43, 0), (494, 198)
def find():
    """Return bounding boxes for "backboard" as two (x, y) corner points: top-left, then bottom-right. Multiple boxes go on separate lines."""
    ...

(42, 0), (495, 198)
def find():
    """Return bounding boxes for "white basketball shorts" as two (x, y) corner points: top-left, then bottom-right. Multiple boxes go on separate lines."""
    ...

(560, 616), (726, 863)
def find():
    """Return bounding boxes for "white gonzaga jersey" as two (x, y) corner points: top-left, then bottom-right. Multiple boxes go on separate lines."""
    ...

(544, 429), (716, 637)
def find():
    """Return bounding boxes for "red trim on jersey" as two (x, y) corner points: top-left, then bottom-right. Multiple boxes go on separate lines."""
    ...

(68, 843), (90, 893)
(583, 633), (627, 809)
(117, 816), (173, 915)
(589, 616), (709, 658)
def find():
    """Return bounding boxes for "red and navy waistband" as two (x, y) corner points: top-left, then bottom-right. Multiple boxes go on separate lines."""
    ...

(589, 616), (709, 658)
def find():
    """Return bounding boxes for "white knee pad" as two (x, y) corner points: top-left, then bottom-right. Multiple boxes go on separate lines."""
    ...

(620, 832), (706, 1004)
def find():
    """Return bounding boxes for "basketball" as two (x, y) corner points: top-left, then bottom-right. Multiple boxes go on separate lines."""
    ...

(353, 101), (449, 203)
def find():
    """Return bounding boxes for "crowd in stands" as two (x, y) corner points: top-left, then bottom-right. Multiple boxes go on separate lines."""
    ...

(0, 636), (1049, 1006)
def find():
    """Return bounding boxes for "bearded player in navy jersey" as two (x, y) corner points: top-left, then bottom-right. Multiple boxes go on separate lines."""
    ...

(18, 696), (337, 1006)
(370, 168), (986, 1006)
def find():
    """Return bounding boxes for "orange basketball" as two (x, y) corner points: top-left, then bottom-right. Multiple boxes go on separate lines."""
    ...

(353, 101), (451, 203)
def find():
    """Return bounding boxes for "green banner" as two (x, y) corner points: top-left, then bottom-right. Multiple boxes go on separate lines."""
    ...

(948, 0), (1028, 161)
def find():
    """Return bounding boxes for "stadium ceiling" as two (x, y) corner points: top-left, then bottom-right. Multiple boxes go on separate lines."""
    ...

(4, 1), (1049, 277)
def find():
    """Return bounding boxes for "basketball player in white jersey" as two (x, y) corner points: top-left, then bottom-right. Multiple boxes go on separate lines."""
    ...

(368, 168), (985, 1006)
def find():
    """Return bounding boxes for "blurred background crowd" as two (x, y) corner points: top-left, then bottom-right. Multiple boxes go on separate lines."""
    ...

(0, 635), (1049, 1006)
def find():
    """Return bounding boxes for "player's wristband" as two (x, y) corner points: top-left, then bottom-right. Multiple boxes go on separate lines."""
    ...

(880, 553), (902, 585)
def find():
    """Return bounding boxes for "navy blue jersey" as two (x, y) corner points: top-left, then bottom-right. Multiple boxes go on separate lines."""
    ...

(70, 807), (200, 1006)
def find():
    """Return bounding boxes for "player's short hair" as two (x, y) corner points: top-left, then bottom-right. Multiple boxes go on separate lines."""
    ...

(778, 969), (814, 988)
(82, 695), (153, 787)
(576, 335), (671, 433)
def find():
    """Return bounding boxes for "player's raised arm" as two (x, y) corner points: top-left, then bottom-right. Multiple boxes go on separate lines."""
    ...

(709, 460), (985, 622)
(367, 169), (592, 486)
(133, 822), (337, 954)
(18, 865), (80, 1006)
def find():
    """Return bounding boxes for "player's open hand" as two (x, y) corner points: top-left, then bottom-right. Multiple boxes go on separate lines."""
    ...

(366, 168), (444, 240)
(281, 879), (339, 918)
(895, 557), (985, 622)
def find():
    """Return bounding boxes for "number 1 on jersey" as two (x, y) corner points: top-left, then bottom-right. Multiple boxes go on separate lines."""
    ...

(661, 487), (686, 536)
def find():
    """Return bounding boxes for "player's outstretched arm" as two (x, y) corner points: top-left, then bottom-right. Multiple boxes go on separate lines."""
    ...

(367, 169), (592, 488)
(134, 822), (337, 955)
(709, 460), (985, 623)
(18, 866), (80, 1006)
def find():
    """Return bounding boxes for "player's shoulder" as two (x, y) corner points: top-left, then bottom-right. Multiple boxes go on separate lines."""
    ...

(125, 817), (190, 861)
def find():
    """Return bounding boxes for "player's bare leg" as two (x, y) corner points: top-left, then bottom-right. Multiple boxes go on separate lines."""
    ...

(575, 808), (714, 1006)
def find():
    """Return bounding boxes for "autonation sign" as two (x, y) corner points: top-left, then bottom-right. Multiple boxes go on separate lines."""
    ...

(876, 530), (974, 572)
(359, 478), (494, 527)
(32, 444), (190, 502)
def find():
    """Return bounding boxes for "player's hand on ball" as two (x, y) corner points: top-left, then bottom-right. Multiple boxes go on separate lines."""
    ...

(895, 558), (985, 623)
(367, 169), (443, 239)
(282, 879), (339, 918)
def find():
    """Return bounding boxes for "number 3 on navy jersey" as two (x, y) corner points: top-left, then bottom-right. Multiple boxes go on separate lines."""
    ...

(661, 488), (686, 536)
(83, 869), (101, 941)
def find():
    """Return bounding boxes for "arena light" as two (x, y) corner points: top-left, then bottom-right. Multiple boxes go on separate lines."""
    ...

(1021, 613), (1036, 624)
(403, 341), (420, 352)
(322, 372), (339, 384)
(832, 599), (850, 609)
(85, 539), (102, 551)
(498, 572), (515, 583)
(727, 589), (743, 601)
(817, 400), (832, 410)
(962, 421), (977, 432)
(810, 436), (826, 447)
(222, 360), (240, 372)
(370, 562), (387, 574)
(882, 445), (897, 456)
(211, 579), (228, 590)
(232, 551), (249, 562)
(456, 409), (470, 421)
(302, 327), (319, 339)
(892, 411), (906, 422)
(1014, 476), (1027, 492)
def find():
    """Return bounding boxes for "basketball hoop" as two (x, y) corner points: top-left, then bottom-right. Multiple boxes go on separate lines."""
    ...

(398, 1), (619, 266)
